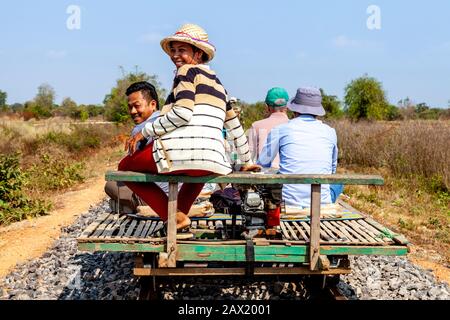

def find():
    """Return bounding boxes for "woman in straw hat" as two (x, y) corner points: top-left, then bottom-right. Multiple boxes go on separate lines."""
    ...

(119, 23), (260, 232)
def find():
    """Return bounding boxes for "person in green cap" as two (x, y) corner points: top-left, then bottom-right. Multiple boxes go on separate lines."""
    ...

(247, 87), (290, 169)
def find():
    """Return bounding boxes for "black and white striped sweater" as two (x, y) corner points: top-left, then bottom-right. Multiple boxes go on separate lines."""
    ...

(141, 64), (252, 174)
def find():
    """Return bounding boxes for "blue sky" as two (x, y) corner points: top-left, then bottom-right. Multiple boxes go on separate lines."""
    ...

(1, 0), (449, 107)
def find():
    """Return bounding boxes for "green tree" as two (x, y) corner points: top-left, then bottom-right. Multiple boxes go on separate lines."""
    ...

(0, 90), (7, 112)
(240, 101), (267, 130)
(24, 84), (56, 119)
(35, 83), (55, 110)
(320, 88), (344, 119)
(344, 75), (389, 121)
(10, 103), (24, 113)
(61, 97), (78, 118)
(104, 66), (167, 123)
(85, 104), (104, 117)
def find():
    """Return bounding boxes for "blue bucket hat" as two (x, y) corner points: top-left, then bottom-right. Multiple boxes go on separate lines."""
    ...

(288, 87), (326, 116)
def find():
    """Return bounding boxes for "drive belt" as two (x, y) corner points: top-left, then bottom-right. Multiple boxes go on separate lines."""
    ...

(245, 240), (255, 276)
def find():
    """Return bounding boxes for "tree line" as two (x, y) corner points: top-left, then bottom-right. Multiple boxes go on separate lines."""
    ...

(1, 70), (449, 123)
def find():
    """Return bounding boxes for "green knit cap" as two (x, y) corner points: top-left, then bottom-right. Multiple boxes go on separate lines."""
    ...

(265, 87), (289, 107)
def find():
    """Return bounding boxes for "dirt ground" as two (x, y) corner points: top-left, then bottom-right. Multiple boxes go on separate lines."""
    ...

(0, 173), (107, 277)
(0, 172), (448, 285)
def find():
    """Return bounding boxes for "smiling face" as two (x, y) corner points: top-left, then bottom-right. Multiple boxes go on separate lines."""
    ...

(169, 41), (204, 69)
(127, 91), (157, 124)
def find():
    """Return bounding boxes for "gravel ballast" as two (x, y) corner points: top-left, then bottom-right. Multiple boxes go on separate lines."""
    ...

(0, 199), (448, 300)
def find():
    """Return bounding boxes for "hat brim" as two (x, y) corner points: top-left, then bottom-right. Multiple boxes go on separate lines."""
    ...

(288, 99), (326, 116)
(160, 36), (215, 63)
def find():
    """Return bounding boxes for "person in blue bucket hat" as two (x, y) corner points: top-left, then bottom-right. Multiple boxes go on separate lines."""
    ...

(257, 87), (343, 208)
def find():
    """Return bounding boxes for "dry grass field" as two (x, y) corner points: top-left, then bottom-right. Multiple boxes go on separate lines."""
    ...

(330, 120), (450, 262)
(0, 117), (129, 225)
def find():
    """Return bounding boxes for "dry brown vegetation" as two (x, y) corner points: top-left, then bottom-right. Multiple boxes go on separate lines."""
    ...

(329, 119), (450, 262)
(0, 118), (129, 225)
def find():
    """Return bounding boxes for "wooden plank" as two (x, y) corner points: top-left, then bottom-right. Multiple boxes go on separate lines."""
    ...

(92, 215), (116, 238)
(322, 221), (349, 242)
(144, 221), (163, 238)
(124, 219), (138, 238)
(318, 226), (331, 242)
(167, 182), (178, 268)
(328, 220), (359, 243)
(78, 240), (408, 256)
(116, 218), (131, 238)
(79, 212), (110, 239)
(284, 222), (299, 241)
(318, 255), (330, 270)
(139, 220), (154, 238)
(309, 184), (321, 271)
(106, 171), (384, 186)
(357, 219), (386, 237)
(350, 220), (384, 243)
(338, 221), (370, 243)
(280, 221), (292, 240)
(320, 224), (337, 242)
(292, 222), (309, 241)
(300, 221), (311, 237)
(337, 200), (408, 245)
(135, 267), (351, 277)
(133, 220), (147, 238)
(344, 220), (378, 243)
(101, 215), (127, 238)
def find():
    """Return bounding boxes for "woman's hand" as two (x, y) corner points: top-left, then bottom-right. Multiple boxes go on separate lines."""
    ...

(240, 164), (262, 172)
(125, 132), (145, 155)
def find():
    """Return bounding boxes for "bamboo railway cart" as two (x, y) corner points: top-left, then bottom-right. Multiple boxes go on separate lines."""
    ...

(77, 171), (409, 286)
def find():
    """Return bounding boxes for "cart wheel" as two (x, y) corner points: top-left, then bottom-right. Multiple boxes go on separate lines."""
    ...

(326, 274), (341, 287)
(138, 276), (159, 300)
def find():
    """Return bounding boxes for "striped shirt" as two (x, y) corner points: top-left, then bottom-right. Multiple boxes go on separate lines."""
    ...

(141, 64), (252, 174)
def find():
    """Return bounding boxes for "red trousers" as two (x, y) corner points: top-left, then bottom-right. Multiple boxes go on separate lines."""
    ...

(118, 142), (211, 221)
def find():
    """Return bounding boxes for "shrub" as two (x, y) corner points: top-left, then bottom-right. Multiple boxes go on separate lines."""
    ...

(331, 119), (450, 192)
(27, 153), (85, 191)
(0, 153), (51, 225)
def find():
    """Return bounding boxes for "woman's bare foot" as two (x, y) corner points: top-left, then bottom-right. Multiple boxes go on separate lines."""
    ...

(176, 211), (191, 230)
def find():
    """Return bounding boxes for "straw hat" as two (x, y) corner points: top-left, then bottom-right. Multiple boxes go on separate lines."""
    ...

(160, 24), (216, 63)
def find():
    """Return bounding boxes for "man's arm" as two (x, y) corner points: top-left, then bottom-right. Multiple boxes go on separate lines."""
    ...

(257, 127), (280, 168)
(331, 129), (338, 174)
(141, 65), (195, 139)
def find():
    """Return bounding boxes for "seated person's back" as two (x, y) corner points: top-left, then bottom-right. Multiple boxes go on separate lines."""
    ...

(257, 87), (339, 208)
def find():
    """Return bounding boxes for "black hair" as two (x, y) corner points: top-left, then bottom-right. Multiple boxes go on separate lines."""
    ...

(190, 44), (208, 63)
(126, 81), (159, 109)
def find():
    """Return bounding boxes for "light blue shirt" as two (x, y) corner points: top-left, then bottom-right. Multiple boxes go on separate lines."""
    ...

(132, 111), (160, 141)
(132, 111), (160, 150)
(257, 115), (338, 208)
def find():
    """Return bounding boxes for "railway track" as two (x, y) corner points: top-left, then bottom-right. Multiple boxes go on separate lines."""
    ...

(138, 274), (348, 300)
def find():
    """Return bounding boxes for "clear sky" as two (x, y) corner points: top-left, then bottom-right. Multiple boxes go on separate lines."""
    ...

(1, 0), (449, 107)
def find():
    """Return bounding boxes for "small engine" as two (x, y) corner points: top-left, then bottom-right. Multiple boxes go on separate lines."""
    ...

(237, 184), (283, 239)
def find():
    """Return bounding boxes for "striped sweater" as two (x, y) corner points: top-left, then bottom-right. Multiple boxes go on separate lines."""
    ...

(141, 64), (252, 175)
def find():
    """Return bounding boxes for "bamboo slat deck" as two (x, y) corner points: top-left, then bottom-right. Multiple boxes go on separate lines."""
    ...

(77, 202), (400, 247)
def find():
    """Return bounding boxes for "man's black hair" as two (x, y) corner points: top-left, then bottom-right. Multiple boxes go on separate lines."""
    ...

(126, 81), (159, 109)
